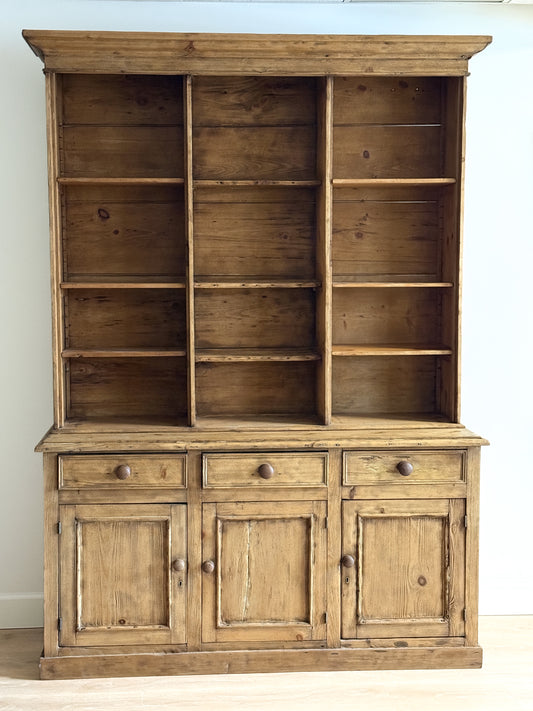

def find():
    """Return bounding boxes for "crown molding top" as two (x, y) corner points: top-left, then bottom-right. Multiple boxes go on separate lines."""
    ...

(22, 30), (492, 76)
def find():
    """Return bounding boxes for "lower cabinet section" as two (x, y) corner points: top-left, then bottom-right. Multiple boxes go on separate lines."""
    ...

(43, 443), (482, 678)
(201, 501), (327, 643)
(59, 503), (187, 646)
(341, 499), (466, 640)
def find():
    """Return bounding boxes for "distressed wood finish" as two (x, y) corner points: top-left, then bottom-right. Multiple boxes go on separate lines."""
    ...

(59, 454), (186, 489)
(343, 450), (465, 485)
(22, 31), (491, 75)
(26, 31), (490, 679)
(201, 501), (327, 644)
(202, 452), (328, 488)
(60, 504), (187, 646)
(342, 499), (465, 639)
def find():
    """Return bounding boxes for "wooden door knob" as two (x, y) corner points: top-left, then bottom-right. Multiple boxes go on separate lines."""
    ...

(258, 463), (275, 479)
(172, 559), (186, 572)
(396, 461), (414, 477)
(202, 560), (215, 574)
(341, 554), (355, 568)
(115, 464), (131, 480)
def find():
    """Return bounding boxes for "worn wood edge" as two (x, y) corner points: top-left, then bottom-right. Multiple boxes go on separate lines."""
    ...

(35, 426), (490, 452)
(22, 31), (492, 75)
(39, 645), (482, 679)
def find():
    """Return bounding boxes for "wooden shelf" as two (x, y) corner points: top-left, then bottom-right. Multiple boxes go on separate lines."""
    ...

(196, 348), (321, 362)
(332, 281), (453, 289)
(61, 281), (186, 289)
(58, 177), (185, 185)
(332, 345), (453, 357)
(195, 278), (320, 289)
(332, 178), (456, 187)
(62, 348), (187, 358)
(194, 180), (321, 187)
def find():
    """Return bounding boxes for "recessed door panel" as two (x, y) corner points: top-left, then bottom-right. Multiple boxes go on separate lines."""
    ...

(202, 501), (326, 643)
(342, 499), (465, 639)
(60, 504), (187, 646)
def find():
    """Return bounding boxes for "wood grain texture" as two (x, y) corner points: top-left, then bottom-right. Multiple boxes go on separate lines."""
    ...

(194, 188), (316, 279)
(59, 504), (187, 646)
(343, 450), (465, 485)
(23, 30), (491, 75)
(61, 74), (183, 126)
(65, 289), (186, 350)
(333, 125), (442, 180)
(43, 454), (60, 657)
(195, 289), (316, 349)
(332, 356), (439, 416)
(193, 76), (317, 127)
(202, 501), (326, 643)
(202, 452), (328, 488)
(59, 454), (186, 489)
(62, 126), (184, 179)
(332, 197), (441, 281)
(63, 186), (185, 280)
(342, 499), (465, 640)
(38, 646), (483, 679)
(332, 288), (443, 346)
(196, 361), (317, 417)
(67, 357), (187, 422)
(333, 76), (443, 125)
(193, 126), (316, 181)
(46, 73), (66, 426)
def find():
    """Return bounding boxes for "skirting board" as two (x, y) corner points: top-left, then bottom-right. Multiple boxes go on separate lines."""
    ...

(0, 594), (43, 629)
(40, 646), (483, 680)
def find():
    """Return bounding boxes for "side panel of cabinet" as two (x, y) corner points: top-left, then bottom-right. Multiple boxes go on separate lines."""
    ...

(59, 503), (187, 646)
(202, 501), (326, 643)
(342, 499), (465, 639)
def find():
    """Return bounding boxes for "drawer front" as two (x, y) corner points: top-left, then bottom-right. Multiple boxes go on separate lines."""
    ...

(203, 452), (328, 488)
(343, 450), (465, 485)
(59, 454), (186, 489)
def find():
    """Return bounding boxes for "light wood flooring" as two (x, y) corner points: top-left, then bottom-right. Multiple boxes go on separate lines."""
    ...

(1, 616), (531, 710)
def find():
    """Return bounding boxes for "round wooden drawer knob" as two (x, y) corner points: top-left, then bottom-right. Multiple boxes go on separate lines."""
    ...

(202, 560), (215, 574)
(258, 463), (275, 479)
(115, 464), (131, 480)
(172, 559), (186, 572)
(396, 461), (414, 477)
(341, 554), (355, 568)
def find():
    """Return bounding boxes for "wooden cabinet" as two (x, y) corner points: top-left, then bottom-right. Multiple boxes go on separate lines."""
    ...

(202, 501), (327, 644)
(59, 503), (187, 647)
(341, 499), (465, 641)
(25, 30), (490, 678)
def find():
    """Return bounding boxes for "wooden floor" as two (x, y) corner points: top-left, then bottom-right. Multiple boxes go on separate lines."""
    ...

(0, 617), (532, 710)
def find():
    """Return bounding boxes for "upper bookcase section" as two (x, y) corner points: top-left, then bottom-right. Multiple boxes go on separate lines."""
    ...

(23, 31), (491, 76)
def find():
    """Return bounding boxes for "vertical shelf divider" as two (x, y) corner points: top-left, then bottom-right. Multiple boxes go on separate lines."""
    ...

(441, 76), (465, 423)
(184, 75), (196, 426)
(316, 76), (333, 425)
(46, 72), (67, 427)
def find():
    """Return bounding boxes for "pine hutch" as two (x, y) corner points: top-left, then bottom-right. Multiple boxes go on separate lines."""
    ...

(24, 30), (490, 679)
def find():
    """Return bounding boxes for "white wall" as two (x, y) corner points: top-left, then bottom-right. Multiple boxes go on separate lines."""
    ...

(1, 0), (532, 628)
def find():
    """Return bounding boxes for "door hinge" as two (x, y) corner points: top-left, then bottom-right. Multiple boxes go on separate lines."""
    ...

(464, 515), (468, 529)
(57, 617), (63, 632)
(325, 517), (328, 529)
(57, 522), (62, 534)
(463, 608), (467, 622)
(324, 612), (327, 624)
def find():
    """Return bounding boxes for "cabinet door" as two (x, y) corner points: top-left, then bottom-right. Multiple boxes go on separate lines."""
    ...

(202, 501), (326, 643)
(59, 504), (187, 646)
(342, 499), (465, 639)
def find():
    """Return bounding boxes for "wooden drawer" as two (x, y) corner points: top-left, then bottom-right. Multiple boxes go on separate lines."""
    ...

(343, 450), (465, 485)
(59, 454), (186, 489)
(203, 452), (328, 488)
